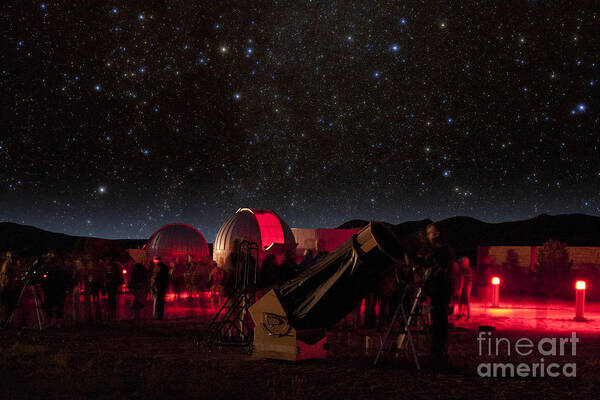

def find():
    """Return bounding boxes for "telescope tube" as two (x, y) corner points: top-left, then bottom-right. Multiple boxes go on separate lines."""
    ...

(277, 222), (404, 331)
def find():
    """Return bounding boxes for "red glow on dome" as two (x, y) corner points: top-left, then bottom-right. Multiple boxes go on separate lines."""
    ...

(253, 210), (284, 249)
(491, 276), (501, 285)
(576, 280), (586, 290)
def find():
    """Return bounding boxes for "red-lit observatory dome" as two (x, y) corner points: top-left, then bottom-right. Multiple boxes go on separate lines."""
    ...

(145, 223), (209, 263)
(213, 208), (296, 267)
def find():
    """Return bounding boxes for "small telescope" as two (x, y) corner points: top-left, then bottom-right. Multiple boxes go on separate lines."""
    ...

(249, 221), (404, 361)
(20, 259), (42, 283)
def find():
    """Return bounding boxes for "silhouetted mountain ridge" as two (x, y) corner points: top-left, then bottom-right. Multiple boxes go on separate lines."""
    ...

(0, 222), (146, 259)
(2, 213), (599, 261)
(336, 214), (600, 260)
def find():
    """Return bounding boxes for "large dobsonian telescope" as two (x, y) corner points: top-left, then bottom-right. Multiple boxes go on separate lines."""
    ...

(249, 221), (404, 361)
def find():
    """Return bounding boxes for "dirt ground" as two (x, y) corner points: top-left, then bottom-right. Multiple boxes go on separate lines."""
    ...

(1, 307), (599, 400)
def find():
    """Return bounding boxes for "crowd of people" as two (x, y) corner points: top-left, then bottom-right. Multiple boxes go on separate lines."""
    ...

(0, 251), (225, 326)
(1, 223), (472, 362)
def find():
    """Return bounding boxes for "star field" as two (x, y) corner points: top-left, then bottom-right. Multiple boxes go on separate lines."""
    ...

(0, 2), (598, 240)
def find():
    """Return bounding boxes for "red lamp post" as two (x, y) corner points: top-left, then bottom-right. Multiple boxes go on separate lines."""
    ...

(491, 276), (501, 307)
(575, 280), (587, 321)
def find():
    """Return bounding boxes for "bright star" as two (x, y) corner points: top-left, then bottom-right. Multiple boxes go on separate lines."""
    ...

(571, 103), (587, 115)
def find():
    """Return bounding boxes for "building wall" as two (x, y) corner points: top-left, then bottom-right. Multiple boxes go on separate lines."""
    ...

(292, 228), (360, 253)
(126, 249), (146, 264)
(550, 247), (600, 270)
(477, 245), (600, 271)
(477, 246), (533, 269)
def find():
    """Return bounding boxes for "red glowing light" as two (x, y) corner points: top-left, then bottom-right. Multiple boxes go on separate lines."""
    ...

(576, 280), (586, 290)
(253, 210), (285, 249)
(491, 276), (501, 285)
(43, 274), (47, 279)
(122, 269), (127, 275)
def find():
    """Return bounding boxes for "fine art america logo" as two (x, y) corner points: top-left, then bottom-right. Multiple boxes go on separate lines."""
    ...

(477, 332), (578, 377)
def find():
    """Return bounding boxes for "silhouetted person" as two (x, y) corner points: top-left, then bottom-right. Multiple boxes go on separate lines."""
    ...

(72, 258), (86, 322)
(128, 263), (148, 322)
(377, 263), (403, 327)
(196, 257), (211, 294)
(529, 262), (539, 296)
(207, 262), (223, 306)
(151, 258), (169, 320)
(105, 262), (123, 320)
(279, 250), (299, 285)
(41, 253), (70, 327)
(450, 260), (463, 317)
(184, 255), (196, 299)
(364, 291), (377, 329)
(171, 257), (186, 301)
(421, 224), (454, 361)
(259, 254), (279, 289)
(89, 260), (103, 305)
(458, 257), (473, 320)
(298, 249), (316, 272)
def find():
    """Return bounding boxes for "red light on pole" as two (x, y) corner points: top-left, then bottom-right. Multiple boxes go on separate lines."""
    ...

(491, 276), (501, 307)
(575, 280), (587, 321)
(122, 269), (127, 275)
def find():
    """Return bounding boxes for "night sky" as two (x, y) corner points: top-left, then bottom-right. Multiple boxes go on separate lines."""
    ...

(1, 2), (598, 240)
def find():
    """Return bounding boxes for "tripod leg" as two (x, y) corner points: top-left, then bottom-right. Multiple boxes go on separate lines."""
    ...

(5, 283), (30, 327)
(401, 306), (420, 370)
(31, 286), (45, 330)
(374, 300), (403, 365)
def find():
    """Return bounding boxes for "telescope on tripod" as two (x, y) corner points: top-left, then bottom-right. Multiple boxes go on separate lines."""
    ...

(4, 259), (46, 330)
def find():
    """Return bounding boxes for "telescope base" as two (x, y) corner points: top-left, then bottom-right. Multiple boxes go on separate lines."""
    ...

(250, 289), (328, 361)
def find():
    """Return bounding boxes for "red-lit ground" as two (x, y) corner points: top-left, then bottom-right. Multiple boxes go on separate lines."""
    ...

(459, 297), (600, 333)
(1, 291), (599, 399)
